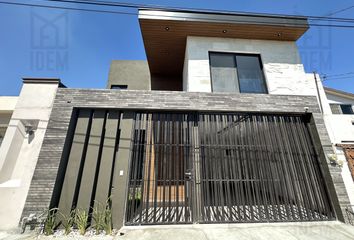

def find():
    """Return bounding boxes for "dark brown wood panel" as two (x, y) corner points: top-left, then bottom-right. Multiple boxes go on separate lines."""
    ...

(139, 19), (308, 75)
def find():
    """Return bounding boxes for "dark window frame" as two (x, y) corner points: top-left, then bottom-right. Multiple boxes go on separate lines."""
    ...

(209, 51), (268, 94)
(111, 84), (128, 90)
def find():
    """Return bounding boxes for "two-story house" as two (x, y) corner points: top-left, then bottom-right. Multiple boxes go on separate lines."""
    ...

(0, 8), (352, 231)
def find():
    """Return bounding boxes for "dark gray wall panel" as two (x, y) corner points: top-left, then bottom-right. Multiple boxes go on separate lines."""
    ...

(57, 109), (91, 216)
(76, 110), (106, 213)
(107, 61), (151, 90)
(111, 113), (134, 228)
(94, 110), (120, 206)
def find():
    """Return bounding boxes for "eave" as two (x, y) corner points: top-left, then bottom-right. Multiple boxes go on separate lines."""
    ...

(139, 8), (309, 76)
(324, 87), (354, 100)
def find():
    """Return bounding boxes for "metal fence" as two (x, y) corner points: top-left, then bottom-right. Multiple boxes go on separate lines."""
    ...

(125, 112), (335, 225)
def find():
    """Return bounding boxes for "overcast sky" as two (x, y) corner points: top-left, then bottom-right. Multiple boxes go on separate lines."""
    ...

(0, 0), (354, 95)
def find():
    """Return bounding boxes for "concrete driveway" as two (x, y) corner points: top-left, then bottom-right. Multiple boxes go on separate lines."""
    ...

(1, 221), (354, 240)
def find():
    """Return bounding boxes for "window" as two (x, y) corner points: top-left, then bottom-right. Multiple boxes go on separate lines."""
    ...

(111, 84), (128, 90)
(209, 52), (267, 94)
(330, 104), (354, 114)
(341, 104), (354, 114)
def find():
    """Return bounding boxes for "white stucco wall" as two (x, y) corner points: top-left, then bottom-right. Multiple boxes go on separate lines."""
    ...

(0, 97), (18, 142)
(324, 115), (354, 143)
(314, 82), (354, 144)
(183, 36), (317, 96)
(0, 96), (18, 112)
(0, 81), (59, 230)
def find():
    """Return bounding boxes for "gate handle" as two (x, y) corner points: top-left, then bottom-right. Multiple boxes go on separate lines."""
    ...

(185, 171), (192, 180)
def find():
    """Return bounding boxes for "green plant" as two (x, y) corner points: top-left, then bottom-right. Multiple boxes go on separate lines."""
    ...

(59, 210), (75, 235)
(104, 205), (112, 235)
(91, 198), (113, 235)
(43, 208), (58, 236)
(92, 202), (105, 234)
(75, 209), (88, 235)
(128, 189), (141, 201)
(128, 189), (142, 211)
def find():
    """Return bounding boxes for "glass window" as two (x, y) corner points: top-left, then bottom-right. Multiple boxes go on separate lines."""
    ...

(330, 104), (354, 114)
(236, 55), (267, 93)
(210, 53), (239, 92)
(111, 85), (128, 90)
(210, 52), (267, 94)
(340, 104), (354, 114)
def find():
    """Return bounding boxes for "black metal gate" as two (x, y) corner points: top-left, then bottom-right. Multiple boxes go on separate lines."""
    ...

(125, 112), (195, 224)
(125, 112), (335, 225)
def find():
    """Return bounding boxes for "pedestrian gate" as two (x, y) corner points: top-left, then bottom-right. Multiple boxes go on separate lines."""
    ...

(125, 112), (335, 225)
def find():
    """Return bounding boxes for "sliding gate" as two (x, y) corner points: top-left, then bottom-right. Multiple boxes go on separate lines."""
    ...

(125, 112), (335, 225)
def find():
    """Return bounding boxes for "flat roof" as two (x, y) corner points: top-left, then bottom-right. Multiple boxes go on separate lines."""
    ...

(324, 87), (354, 100)
(139, 8), (309, 76)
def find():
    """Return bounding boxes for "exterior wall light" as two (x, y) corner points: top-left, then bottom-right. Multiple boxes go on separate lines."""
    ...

(222, 30), (227, 33)
(327, 153), (342, 167)
(25, 125), (34, 135)
(21, 119), (39, 136)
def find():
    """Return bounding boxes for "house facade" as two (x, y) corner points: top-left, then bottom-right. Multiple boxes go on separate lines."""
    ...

(0, 8), (352, 231)
(320, 86), (354, 210)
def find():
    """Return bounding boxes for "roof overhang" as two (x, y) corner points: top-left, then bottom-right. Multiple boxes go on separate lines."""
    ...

(324, 87), (354, 100)
(139, 8), (309, 76)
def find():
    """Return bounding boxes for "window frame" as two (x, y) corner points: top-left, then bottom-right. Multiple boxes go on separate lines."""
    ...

(209, 51), (268, 94)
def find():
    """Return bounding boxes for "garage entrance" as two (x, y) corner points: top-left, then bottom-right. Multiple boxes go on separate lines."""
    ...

(125, 112), (335, 225)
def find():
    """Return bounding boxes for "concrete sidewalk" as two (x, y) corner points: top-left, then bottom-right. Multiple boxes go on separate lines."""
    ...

(120, 221), (354, 240)
(1, 221), (354, 240)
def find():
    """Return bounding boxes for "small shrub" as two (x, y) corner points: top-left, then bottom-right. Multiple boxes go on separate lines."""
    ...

(91, 199), (113, 235)
(92, 202), (105, 234)
(59, 210), (75, 235)
(104, 206), (112, 235)
(43, 208), (58, 236)
(75, 209), (88, 235)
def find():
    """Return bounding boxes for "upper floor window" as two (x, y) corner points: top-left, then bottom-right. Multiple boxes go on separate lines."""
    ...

(111, 84), (128, 90)
(330, 104), (354, 114)
(209, 52), (267, 94)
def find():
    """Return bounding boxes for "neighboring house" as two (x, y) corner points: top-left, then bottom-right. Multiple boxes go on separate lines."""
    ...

(0, 8), (352, 231)
(0, 97), (17, 147)
(320, 86), (354, 209)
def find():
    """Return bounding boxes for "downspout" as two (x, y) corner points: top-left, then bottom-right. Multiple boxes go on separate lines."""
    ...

(313, 71), (324, 114)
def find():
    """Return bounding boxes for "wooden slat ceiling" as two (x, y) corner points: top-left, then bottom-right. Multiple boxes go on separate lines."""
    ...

(139, 9), (309, 76)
